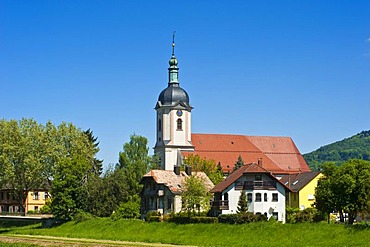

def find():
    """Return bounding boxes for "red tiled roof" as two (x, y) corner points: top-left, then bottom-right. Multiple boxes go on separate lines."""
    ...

(182, 133), (310, 174)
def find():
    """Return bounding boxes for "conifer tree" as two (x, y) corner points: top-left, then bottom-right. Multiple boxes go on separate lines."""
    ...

(237, 190), (248, 214)
(234, 155), (245, 171)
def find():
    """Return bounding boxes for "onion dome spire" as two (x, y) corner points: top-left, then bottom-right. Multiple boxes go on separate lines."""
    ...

(168, 31), (179, 84)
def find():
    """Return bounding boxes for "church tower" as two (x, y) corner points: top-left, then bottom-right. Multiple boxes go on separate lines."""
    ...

(154, 35), (194, 170)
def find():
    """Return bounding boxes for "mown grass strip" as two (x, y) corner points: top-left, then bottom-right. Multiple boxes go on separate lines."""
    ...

(1, 218), (369, 247)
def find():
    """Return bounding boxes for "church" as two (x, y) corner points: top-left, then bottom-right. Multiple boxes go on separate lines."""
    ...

(153, 39), (310, 175)
(140, 38), (314, 220)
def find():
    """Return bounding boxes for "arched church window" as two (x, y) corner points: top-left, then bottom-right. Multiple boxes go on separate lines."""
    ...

(177, 118), (182, 130)
(158, 119), (162, 132)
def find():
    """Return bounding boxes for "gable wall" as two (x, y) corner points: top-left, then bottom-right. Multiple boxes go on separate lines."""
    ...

(298, 173), (323, 210)
(219, 174), (286, 223)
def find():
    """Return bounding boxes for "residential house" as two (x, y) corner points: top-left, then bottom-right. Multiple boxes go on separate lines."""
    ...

(0, 189), (49, 214)
(280, 172), (323, 210)
(140, 166), (214, 217)
(210, 162), (291, 223)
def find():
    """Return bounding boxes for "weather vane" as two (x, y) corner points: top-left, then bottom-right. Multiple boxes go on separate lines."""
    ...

(172, 31), (176, 56)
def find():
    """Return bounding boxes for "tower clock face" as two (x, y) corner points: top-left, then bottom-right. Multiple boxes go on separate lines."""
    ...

(176, 110), (183, 116)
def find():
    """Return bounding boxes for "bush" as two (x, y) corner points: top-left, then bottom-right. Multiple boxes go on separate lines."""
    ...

(288, 207), (325, 223)
(72, 210), (95, 222)
(218, 214), (239, 224)
(218, 213), (267, 224)
(189, 217), (218, 224)
(145, 211), (162, 222)
(111, 200), (140, 220)
(40, 199), (52, 214)
(166, 213), (217, 224)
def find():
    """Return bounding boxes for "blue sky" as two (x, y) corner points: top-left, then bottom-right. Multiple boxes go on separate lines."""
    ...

(1, 1), (369, 167)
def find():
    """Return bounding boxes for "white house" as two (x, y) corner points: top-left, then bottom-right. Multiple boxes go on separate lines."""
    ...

(210, 162), (292, 223)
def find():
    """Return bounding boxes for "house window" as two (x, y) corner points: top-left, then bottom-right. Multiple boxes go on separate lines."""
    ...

(167, 197), (172, 210)
(33, 192), (39, 200)
(247, 193), (252, 202)
(255, 193), (261, 202)
(223, 192), (229, 201)
(44, 192), (49, 200)
(308, 194), (314, 200)
(272, 193), (278, 202)
(34, 206), (39, 211)
(255, 175), (262, 181)
(264, 193), (268, 202)
(177, 118), (182, 130)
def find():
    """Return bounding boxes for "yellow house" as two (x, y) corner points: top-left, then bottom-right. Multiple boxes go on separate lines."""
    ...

(280, 172), (323, 210)
(0, 189), (49, 214)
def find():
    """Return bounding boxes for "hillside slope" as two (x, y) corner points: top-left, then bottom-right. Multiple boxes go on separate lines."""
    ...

(303, 130), (370, 171)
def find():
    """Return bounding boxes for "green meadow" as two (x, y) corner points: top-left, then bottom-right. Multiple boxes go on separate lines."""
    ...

(1, 218), (369, 246)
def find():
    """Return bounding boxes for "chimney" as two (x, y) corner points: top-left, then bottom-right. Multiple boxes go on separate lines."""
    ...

(185, 166), (192, 176)
(174, 166), (180, 175)
(257, 158), (262, 166)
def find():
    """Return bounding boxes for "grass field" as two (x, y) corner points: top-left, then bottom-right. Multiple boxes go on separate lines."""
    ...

(1, 218), (369, 246)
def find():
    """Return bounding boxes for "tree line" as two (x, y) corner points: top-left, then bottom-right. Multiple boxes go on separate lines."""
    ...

(0, 118), (224, 220)
(304, 130), (370, 171)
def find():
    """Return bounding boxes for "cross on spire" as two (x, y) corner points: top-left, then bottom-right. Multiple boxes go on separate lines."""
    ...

(172, 31), (176, 56)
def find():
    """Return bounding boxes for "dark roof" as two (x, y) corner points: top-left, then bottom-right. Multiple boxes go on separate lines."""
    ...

(158, 84), (191, 108)
(210, 163), (292, 193)
(279, 172), (321, 192)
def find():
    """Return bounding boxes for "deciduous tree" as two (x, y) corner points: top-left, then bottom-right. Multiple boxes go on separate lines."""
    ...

(182, 175), (210, 216)
(0, 118), (98, 216)
(118, 134), (150, 195)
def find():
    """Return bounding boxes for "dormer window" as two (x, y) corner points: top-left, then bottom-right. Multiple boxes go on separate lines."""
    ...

(177, 118), (182, 130)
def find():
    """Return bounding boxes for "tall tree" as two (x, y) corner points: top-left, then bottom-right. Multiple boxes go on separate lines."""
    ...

(237, 190), (248, 214)
(182, 175), (210, 216)
(84, 129), (103, 176)
(0, 118), (97, 215)
(51, 156), (91, 220)
(118, 134), (150, 195)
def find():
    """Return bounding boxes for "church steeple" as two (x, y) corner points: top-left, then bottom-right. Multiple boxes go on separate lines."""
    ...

(155, 34), (194, 171)
(168, 32), (179, 84)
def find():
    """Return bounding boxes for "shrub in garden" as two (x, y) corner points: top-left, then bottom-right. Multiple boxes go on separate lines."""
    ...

(111, 200), (140, 220)
(218, 213), (267, 224)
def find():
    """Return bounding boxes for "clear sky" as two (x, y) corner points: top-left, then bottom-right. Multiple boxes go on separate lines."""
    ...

(1, 1), (369, 167)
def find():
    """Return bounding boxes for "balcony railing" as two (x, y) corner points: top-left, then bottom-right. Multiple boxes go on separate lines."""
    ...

(143, 189), (164, 197)
(210, 200), (229, 210)
(235, 181), (276, 190)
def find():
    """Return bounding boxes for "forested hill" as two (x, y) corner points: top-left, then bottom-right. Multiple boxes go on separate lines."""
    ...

(303, 130), (370, 171)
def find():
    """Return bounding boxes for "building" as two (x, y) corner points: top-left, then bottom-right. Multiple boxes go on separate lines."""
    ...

(154, 38), (310, 176)
(280, 172), (323, 210)
(210, 162), (291, 223)
(149, 37), (315, 219)
(0, 189), (49, 214)
(140, 167), (214, 216)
